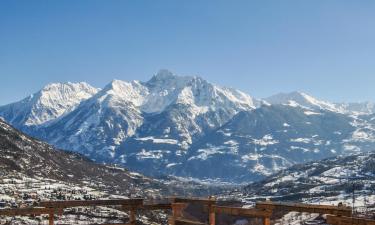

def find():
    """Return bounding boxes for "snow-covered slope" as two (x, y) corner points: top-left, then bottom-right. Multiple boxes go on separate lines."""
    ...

(336, 102), (375, 115)
(36, 80), (146, 160)
(265, 91), (375, 115)
(0, 118), (166, 195)
(0, 82), (98, 128)
(174, 104), (355, 182)
(265, 91), (341, 113)
(240, 153), (375, 211)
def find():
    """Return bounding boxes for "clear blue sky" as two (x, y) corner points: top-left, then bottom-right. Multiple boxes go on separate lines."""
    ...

(1, 0), (375, 105)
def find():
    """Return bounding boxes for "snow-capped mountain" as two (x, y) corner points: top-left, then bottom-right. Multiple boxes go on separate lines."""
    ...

(0, 82), (98, 128)
(35, 79), (146, 160)
(265, 91), (341, 113)
(265, 91), (375, 115)
(1, 70), (375, 183)
(25, 70), (258, 163)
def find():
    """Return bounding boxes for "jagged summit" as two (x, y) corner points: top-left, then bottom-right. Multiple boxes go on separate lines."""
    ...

(99, 79), (148, 107)
(0, 82), (98, 127)
(150, 69), (181, 80)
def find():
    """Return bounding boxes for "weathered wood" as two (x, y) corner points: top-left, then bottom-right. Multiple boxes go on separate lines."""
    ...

(49, 210), (54, 225)
(175, 218), (206, 225)
(40, 199), (143, 208)
(326, 215), (375, 225)
(0, 207), (56, 216)
(263, 217), (270, 225)
(129, 208), (136, 225)
(256, 201), (352, 217)
(172, 203), (187, 218)
(139, 203), (172, 210)
(213, 205), (272, 218)
(173, 197), (216, 205)
(208, 204), (215, 225)
(169, 203), (188, 225)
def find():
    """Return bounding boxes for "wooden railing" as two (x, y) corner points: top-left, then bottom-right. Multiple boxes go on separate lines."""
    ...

(39, 199), (143, 208)
(0, 198), (167, 225)
(256, 201), (353, 217)
(0, 198), (373, 225)
(168, 197), (271, 225)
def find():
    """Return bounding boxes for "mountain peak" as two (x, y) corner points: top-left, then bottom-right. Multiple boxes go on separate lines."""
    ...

(104, 79), (129, 90)
(42, 81), (92, 89)
(98, 79), (147, 107)
(147, 69), (195, 86)
(154, 69), (176, 80)
(0, 82), (99, 126)
(265, 91), (339, 112)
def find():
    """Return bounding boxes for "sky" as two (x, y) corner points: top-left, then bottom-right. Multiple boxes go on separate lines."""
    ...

(1, 0), (375, 105)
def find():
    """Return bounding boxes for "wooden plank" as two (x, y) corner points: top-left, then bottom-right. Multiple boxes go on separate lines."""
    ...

(208, 204), (215, 225)
(326, 215), (375, 225)
(40, 199), (143, 208)
(49, 211), (54, 225)
(256, 201), (352, 217)
(173, 197), (216, 205)
(172, 203), (187, 218)
(129, 208), (136, 225)
(140, 203), (172, 210)
(263, 217), (270, 225)
(213, 205), (272, 218)
(0, 207), (56, 216)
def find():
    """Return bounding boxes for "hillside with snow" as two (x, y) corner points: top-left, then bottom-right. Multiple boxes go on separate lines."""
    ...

(238, 153), (375, 213)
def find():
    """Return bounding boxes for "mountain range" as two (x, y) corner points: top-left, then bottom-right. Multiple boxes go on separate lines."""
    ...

(1, 70), (375, 183)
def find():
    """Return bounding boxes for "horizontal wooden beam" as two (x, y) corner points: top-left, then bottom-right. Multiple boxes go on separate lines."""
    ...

(40, 199), (143, 208)
(326, 215), (375, 225)
(173, 197), (216, 205)
(140, 203), (172, 210)
(256, 201), (352, 217)
(213, 206), (272, 218)
(0, 207), (55, 216)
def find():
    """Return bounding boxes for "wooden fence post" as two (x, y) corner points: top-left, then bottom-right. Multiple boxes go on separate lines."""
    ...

(48, 209), (54, 225)
(169, 203), (187, 225)
(208, 196), (216, 225)
(129, 207), (136, 225)
(263, 217), (270, 225)
(209, 204), (215, 225)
